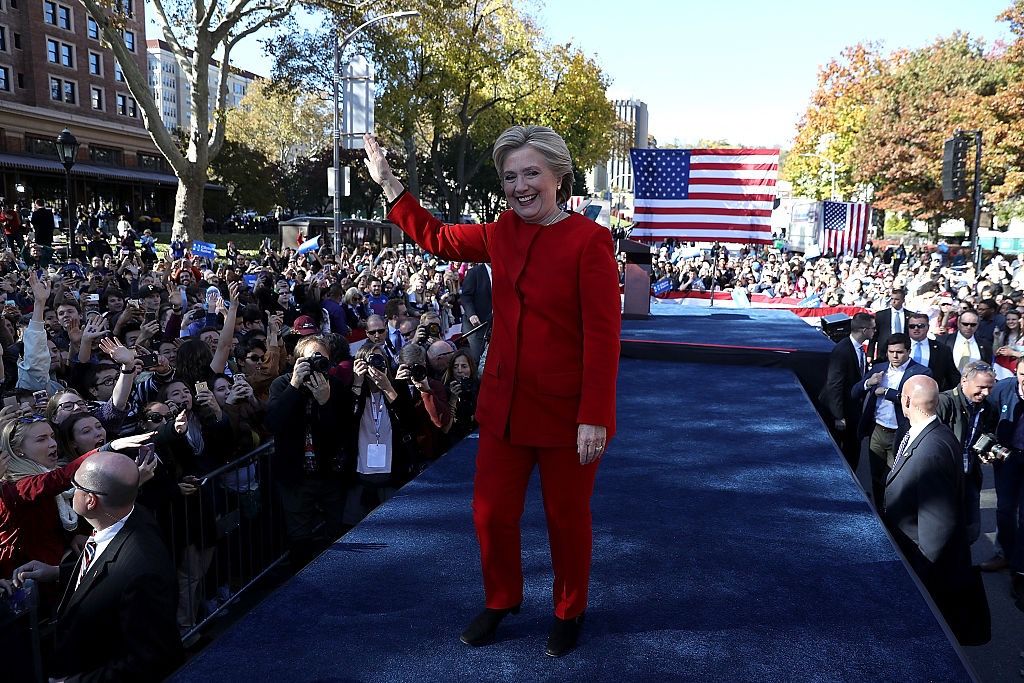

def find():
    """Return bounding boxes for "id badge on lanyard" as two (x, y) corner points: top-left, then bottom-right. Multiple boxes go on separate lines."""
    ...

(367, 394), (387, 468)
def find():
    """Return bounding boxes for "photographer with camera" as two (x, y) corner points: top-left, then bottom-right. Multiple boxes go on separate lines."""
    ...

(936, 360), (996, 544)
(346, 344), (417, 524)
(395, 343), (451, 464)
(266, 334), (351, 567)
(444, 349), (480, 444)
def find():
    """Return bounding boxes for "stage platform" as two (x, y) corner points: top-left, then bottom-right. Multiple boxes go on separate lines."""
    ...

(622, 306), (834, 407)
(175, 350), (973, 681)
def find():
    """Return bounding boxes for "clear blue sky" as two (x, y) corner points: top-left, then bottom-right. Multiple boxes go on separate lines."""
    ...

(154, 0), (1015, 148)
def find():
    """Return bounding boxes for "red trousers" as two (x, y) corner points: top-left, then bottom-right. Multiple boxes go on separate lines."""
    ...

(472, 431), (599, 619)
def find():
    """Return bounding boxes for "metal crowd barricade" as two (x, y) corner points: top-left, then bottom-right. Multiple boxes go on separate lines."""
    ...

(174, 440), (288, 642)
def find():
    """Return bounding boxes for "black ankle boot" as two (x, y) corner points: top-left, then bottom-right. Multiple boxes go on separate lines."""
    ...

(545, 612), (585, 657)
(460, 604), (521, 646)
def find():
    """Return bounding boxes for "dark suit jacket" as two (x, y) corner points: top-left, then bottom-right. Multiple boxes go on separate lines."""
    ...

(884, 419), (987, 644)
(52, 508), (183, 682)
(851, 359), (933, 437)
(460, 263), (492, 324)
(819, 336), (863, 424)
(923, 339), (960, 392)
(869, 307), (915, 358)
(936, 332), (993, 366)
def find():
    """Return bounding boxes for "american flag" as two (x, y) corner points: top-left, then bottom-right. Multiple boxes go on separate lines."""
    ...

(820, 201), (871, 255)
(629, 148), (779, 244)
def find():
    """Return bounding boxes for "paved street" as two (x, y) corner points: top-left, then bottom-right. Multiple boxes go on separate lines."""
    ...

(853, 454), (1023, 681)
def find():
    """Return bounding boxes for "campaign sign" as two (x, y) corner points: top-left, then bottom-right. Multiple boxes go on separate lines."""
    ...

(242, 274), (260, 290)
(651, 277), (672, 296)
(297, 235), (321, 255)
(191, 241), (217, 258)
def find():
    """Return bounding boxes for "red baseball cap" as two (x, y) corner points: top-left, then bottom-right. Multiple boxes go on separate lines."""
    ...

(292, 315), (317, 336)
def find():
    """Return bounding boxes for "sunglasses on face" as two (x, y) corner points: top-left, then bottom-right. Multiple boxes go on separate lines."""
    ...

(366, 329), (386, 335)
(961, 322), (978, 327)
(907, 323), (928, 330)
(145, 412), (170, 423)
(72, 474), (106, 497)
(245, 354), (265, 364)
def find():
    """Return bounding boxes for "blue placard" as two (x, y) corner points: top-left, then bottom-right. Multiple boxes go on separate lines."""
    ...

(191, 241), (217, 258)
(297, 235), (321, 255)
(242, 274), (259, 290)
(652, 277), (672, 296)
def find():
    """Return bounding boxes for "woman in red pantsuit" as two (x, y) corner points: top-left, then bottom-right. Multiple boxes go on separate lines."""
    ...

(363, 126), (621, 657)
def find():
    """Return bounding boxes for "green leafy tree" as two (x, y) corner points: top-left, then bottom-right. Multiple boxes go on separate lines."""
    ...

(79, 0), (310, 241)
(208, 139), (282, 214)
(225, 80), (332, 165)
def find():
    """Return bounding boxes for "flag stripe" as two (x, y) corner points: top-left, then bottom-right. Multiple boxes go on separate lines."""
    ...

(688, 177), (777, 186)
(630, 147), (779, 243)
(689, 163), (778, 172)
(820, 200), (871, 256)
(690, 148), (780, 156)
(632, 206), (773, 217)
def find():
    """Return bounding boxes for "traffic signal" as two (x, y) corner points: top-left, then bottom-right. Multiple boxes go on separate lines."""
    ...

(942, 135), (969, 201)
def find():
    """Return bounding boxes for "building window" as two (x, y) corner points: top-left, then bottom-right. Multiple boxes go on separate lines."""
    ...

(87, 15), (98, 40)
(90, 85), (102, 110)
(56, 3), (69, 29)
(43, 0), (55, 24)
(114, 61), (123, 82)
(0, 27), (6, 52)
(16, 72), (23, 88)
(12, 32), (19, 50)
(0, 66), (9, 92)
(122, 29), (134, 52)
(137, 153), (164, 172)
(49, 75), (74, 103)
(88, 51), (100, 75)
(46, 38), (72, 68)
(116, 92), (136, 117)
(25, 136), (57, 157)
(89, 146), (121, 166)
(115, 0), (131, 16)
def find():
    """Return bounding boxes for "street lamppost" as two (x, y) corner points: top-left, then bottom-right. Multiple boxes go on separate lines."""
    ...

(799, 152), (837, 200)
(332, 9), (419, 252)
(54, 128), (79, 254)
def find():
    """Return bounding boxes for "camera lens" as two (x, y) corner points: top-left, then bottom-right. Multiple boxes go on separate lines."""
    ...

(410, 363), (427, 381)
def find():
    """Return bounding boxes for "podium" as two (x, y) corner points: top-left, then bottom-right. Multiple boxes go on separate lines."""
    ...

(617, 239), (651, 319)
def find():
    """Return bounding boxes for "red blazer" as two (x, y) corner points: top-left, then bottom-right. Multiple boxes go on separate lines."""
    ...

(0, 451), (93, 577)
(389, 194), (621, 447)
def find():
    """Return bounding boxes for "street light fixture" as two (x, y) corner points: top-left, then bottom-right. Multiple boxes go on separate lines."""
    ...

(54, 128), (79, 253)
(799, 152), (837, 201)
(332, 9), (419, 252)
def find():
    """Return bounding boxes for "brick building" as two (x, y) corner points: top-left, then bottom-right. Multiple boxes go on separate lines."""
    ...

(0, 0), (180, 232)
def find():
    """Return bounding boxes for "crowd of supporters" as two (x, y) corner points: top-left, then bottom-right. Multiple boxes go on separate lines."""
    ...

(0, 221), (489, 678)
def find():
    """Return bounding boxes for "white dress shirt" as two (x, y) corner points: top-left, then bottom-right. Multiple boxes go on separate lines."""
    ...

(952, 333), (981, 370)
(891, 307), (905, 335)
(77, 507), (134, 588)
(911, 339), (931, 366)
(897, 415), (939, 466)
(873, 361), (909, 429)
(850, 336), (866, 374)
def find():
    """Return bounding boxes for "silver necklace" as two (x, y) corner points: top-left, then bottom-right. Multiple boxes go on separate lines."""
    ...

(541, 209), (567, 226)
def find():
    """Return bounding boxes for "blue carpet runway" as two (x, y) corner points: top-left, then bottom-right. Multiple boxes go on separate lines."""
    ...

(174, 355), (971, 681)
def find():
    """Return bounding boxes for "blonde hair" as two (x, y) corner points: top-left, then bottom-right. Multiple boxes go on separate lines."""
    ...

(492, 125), (574, 204)
(2, 420), (52, 482)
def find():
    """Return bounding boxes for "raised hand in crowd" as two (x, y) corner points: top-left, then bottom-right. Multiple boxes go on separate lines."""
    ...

(194, 385), (223, 421)
(97, 336), (137, 370)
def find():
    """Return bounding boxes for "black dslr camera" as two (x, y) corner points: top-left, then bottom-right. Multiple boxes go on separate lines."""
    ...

(408, 362), (428, 382)
(307, 352), (331, 374)
(368, 354), (388, 372)
(973, 433), (1013, 464)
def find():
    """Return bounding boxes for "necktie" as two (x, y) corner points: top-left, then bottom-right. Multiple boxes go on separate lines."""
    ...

(893, 310), (901, 334)
(857, 345), (865, 375)
(913, 341), (923, 364)
(893, 432), (912, 469)
(957, 340), (971, 372)
(392, 329), (403, 350)
(76, 534), (97, 589)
